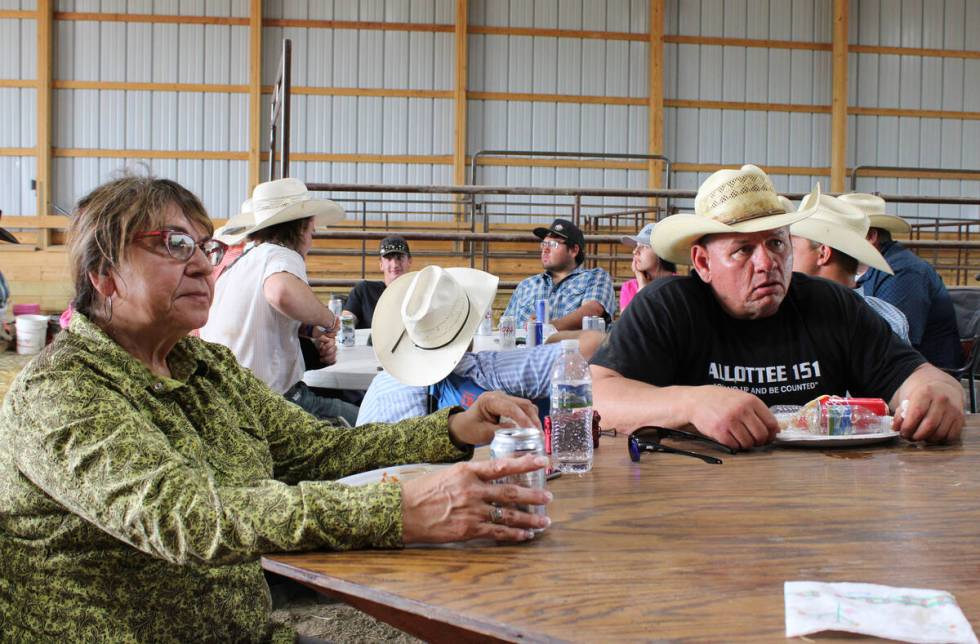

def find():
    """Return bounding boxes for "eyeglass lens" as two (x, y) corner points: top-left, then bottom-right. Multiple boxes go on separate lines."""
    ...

(164, 232), (225, 266)
(540, 239), (563, 249)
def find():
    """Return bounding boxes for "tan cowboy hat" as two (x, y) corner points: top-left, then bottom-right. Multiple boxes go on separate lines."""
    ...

(837, 193), (911, 234)
(789, 193), (894, 274)
(372, 266), (498, 387)
(652, 165), (820, 265)
(214, 178), (345, 245)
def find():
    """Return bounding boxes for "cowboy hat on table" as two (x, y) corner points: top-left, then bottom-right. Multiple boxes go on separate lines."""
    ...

(789, 193), (894, 274)
(372, 265), (499, 387)
(214, 178), (345, 245)
(837, 193), (912, 235)
(653, 164), (820, 266)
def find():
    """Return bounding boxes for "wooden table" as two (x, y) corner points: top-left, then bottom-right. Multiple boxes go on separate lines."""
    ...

(302, 344), (382, 391)
(263, 419), (980, 642)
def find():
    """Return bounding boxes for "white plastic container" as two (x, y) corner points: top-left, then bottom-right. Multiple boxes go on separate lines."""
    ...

(15, 314), (49, 355)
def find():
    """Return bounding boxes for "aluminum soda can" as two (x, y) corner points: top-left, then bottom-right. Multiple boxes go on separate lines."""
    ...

(498, 315), (516, 350)
(489, 427), (548, 527)
(535, 299), (550, 325)
(531, 321), (543, 347)
(339, 312), (356, 347)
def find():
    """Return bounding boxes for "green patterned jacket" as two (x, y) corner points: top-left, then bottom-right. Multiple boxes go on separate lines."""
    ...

(0, 313), (470, 642)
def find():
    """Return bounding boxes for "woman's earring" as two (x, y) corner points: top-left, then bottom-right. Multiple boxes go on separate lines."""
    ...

(104, 296), (113, 323)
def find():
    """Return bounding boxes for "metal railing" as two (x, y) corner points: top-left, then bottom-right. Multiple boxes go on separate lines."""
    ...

(304, 183), (980, 289)
(267, 39), (292, 182)
(850, 165), (980, 191)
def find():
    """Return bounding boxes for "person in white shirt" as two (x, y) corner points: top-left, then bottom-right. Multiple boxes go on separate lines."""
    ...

(201, 178), (359, 425)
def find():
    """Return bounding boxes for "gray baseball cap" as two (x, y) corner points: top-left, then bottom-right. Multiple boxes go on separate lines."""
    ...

(621, 222), (656, 248)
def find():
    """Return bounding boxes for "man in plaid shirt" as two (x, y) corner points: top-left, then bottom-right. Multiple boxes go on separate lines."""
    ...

(503, 218), (616, 331)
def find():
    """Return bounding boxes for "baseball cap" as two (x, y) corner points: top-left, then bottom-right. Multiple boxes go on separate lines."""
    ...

(379, 236), (411, 257)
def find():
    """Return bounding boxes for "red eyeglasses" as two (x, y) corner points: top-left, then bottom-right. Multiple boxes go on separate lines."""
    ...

(134, 230), (227, 267)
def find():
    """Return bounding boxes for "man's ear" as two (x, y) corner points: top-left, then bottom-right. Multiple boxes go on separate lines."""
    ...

(866, 228), (880, 247)
(817, 244), (834, 267)
(691, 245), (711, 282)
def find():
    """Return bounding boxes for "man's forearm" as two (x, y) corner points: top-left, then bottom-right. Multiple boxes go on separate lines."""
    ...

(591, 366), (697, 431)
(551, 300), (605, 331)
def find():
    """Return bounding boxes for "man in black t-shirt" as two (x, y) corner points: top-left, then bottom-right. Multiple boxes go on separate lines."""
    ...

(343, 236), (412, 329)
(591, 165), (964, 450)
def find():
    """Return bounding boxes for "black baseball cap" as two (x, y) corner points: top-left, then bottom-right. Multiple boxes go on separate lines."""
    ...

(533, 218), (585, 264)
(379, 236), (410, 257)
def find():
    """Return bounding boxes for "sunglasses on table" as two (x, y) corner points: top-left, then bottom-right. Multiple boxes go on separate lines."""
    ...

(134, 229), (228, 267)
(627, 426), (736, 465)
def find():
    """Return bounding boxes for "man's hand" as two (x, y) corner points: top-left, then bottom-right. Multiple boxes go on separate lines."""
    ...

(447, 391), (541, 447)
(687, 386), (779, 450)
(893, 376), (964, 443)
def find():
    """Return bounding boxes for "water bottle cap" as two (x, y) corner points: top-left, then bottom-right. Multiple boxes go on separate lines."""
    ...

(560, 339), (580, 351)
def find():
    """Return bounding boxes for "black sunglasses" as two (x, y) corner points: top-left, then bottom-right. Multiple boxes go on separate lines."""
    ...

(627, 426), (736, 465)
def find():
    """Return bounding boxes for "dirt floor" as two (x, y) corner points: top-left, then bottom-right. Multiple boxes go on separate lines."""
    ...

(270, 593), (421, 643)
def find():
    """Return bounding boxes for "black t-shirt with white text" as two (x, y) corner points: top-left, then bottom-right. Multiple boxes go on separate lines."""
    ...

(345, 280), (386, 330)
(591, 273), (925, 406)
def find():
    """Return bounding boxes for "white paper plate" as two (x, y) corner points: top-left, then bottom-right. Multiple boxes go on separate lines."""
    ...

(775, 428), (900, 448)
(336, 463), (452, 486)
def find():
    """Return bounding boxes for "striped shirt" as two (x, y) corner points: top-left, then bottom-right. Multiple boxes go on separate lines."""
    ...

(357, 343), (562, 425)
(503, 266), (616, 328)
(859, 292), (911, 345)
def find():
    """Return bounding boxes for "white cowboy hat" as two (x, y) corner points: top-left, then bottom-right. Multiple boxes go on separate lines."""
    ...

(789, 193), (894, 274)
(214, 178), (345, 245)
(372, 265), (499, 387)
(652, 165), (820, 265)
(837, 193), (911, 234)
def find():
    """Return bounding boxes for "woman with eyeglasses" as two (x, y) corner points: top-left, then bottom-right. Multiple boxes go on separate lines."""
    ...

(0, 175), (550, 642)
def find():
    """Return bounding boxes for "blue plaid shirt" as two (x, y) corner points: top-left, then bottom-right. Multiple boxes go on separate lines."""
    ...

(503, 266), (616, 328)
(857, 240), (961, 368)
(356, 344), (561, 425)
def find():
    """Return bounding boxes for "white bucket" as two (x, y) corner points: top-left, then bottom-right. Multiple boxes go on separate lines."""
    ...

(15, 314), (49, 355)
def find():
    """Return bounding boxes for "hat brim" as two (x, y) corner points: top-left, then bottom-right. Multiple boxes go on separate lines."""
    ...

(620, 235), (649, 248)
(790, 219), (894, 275)
(534, 226), (569, 241)
(371, 267), (499, 387)
(653, 207), (818, 266)
(217, 199), (345, 245)
(869, 214), (911, 235)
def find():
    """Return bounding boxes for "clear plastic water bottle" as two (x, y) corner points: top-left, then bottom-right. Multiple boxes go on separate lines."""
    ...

(550, 339), (593, 474)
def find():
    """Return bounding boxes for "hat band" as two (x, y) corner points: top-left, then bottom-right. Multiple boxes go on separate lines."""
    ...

(711, 207), (785, 226)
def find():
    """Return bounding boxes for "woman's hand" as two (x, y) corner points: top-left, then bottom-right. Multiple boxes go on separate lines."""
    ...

(447, 391), (542, 447)
(401, 455), (552, 544)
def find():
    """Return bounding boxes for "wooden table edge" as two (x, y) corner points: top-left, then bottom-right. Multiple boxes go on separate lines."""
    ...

(261, 555), (569, 644)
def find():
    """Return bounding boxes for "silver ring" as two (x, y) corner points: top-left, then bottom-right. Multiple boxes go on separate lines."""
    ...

(489, 505), (504, 524)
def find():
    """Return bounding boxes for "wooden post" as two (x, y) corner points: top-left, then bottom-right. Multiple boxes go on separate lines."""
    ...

(248, 0), (262, 192)
(453, 0), (468, 187)
(831, 0), (848, 192)
(648, 0), (664, 213)
(36, 0), (53, 247)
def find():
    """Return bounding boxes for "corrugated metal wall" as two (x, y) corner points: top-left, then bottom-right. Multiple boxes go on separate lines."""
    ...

(0, 0), (37, 216)
(0, 0), (976, 224)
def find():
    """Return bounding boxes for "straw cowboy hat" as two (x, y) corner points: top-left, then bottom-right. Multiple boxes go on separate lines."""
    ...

(372, 265), (498, 387)
(837, 193), (911, 235)
(653, 165), (820, 266)
(214, 178), (345, 245)
(789, 193), (894, 274)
